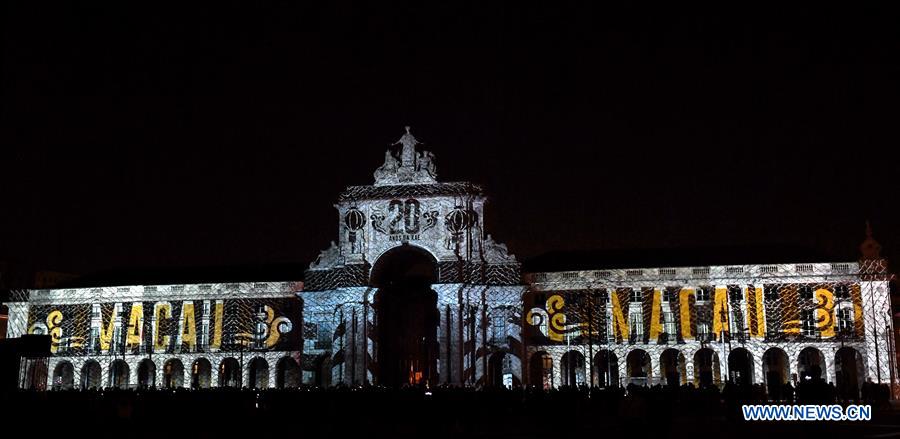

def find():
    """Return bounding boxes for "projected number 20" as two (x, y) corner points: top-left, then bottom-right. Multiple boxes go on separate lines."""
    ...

(388, 199), (420, 234)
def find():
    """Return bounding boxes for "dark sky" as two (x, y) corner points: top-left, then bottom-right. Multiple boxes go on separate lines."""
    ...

(1, 3), (898, 276)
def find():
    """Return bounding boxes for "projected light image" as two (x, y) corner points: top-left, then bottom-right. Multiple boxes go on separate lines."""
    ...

(12, 284), (302, 390)
(1, 122), (897, 437)
(2, 5), (900, 435)
(5, 129), (893, 399)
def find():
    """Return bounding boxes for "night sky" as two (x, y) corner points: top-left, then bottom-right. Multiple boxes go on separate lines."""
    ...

(2, 3), (898, 277)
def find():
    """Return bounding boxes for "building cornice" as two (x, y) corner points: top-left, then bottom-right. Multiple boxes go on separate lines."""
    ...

(12, 281), (303, 306)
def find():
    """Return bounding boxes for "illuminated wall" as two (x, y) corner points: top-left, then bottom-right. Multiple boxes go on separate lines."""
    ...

(302, 128), (525, 387)
(4, 128), (894, 394)
(524, 261), (895, 390)
(5, 282), (303, 390)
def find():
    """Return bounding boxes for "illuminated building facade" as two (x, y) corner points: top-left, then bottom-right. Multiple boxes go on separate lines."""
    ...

(2, 128), (896, 396)
(523, 257), (894, 399)
(301, 127), (523, 388)
(5, 282), (303, 390)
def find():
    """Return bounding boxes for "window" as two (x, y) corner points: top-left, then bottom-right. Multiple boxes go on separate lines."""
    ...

(629, 309), (643, 338)
(729, 310), (745, 335)
(697, 323), (710, 341)
(111, 327), (120, 351)
(835, 284), (850, 299)
(764, 285), (779, 301)
(303, 322), (318, 351)
(799, 285), (814, 300)
(492, 313), (507, 342)
(662, 288), (675, 302)
(728, 286), (742, 301)
(606, 316), (615, 342)
(316, 322), (332, 350)
(801, 309), (817, 336)
(696, 287), (710, 302)
(200, 321), (209, 351)
(630, 289), (643, 303)
(837, 306), (854, 333)
(89, 328), (100, 354)
(663, 311), (676, 336)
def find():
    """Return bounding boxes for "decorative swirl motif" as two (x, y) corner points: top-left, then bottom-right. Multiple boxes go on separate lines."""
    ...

(814, 288), (835, 337)
(813, 289), (834, 325)
(28, 322), (48, 336)
(276, 318), (293, 335)
(783, 288), (837, 337)
(422, 210), (439, 232)
(546, 295), (565, 313)
(526, 308), (548, 328)
(370, 210), (387, 234)
(239, 305), (294, 349)
(526, 294), (585, 342)
(47, 310), (63, 349)
(266, 316), (292, 348)
(28, 310), (82, 353)
(550, 312), (568, 336)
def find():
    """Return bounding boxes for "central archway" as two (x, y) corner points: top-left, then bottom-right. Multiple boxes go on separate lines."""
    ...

(371, 244), (439, 387)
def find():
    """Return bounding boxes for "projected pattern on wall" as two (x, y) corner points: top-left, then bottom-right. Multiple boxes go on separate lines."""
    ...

(302, 127), (525, 388)
(8, 282), (303, 390)
(523, 259), (893, 393)
(3, 128), (895, 396)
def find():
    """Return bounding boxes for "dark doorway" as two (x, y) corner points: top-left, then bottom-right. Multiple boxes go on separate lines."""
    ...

(52, 361), (74, 390)
(529, 351), (553, 390)
(372, 245), (439, 387)
(164, 359), (184, 388)
(561, 351), (586, 386)
(798, 347), (826, 382)
(81, 361), (101, 390)
(109, 360), (129, 389)
(249, 358), (269, 389)
(486, 352), (507, 387)
(626, 349), (651, 386)
(137, 359), (155, 388)
(835, 347), (864, 401)
(276, 357), (302, 388)
(592, 350), (619, 388)
(191, 358), (212, 389)
(660, 349), (686, 386)
(763, 348), (789, 400)
(728, 348), (754, 385)
(694, 348), (720, 388)
(219, 358), (241, 388)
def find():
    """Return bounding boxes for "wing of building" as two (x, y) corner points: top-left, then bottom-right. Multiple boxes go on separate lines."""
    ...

(2, 128), (896, 399)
